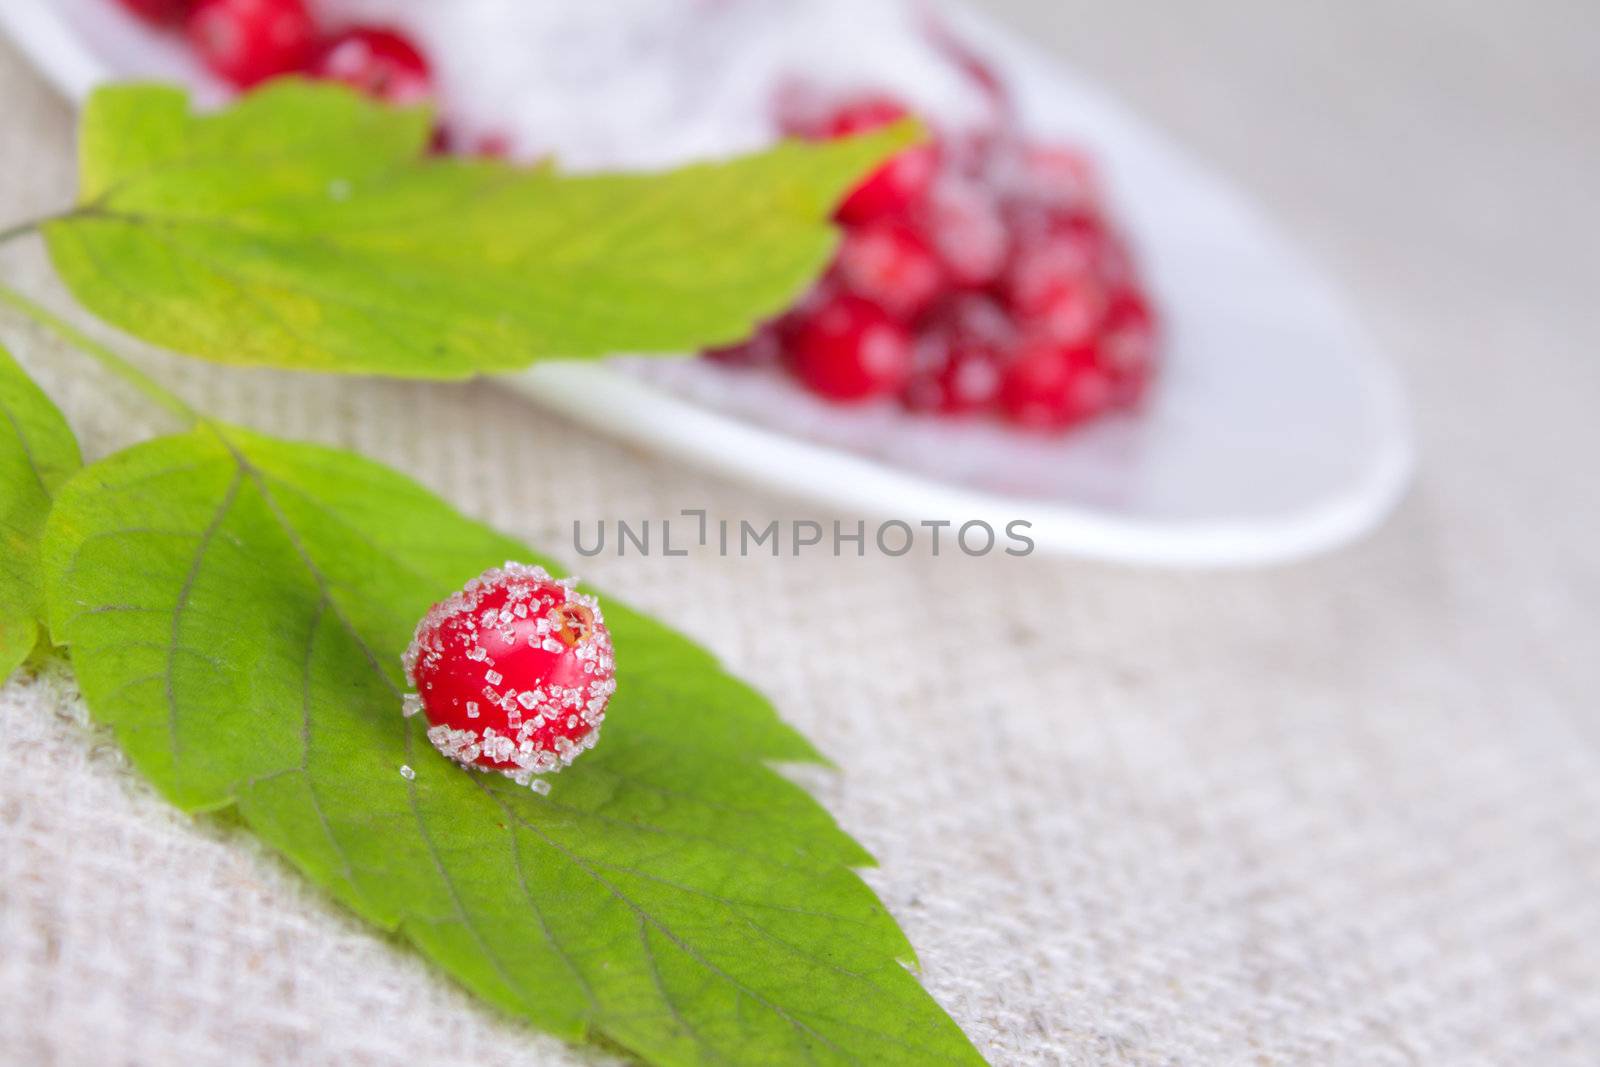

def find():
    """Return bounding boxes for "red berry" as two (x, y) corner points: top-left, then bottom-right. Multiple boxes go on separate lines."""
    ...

(834, 220), (945, 321)
(187, 0), (317, 88)
(404, 563), (616, 785)
(1004, 230), (1108, 345)
(823, 97), (939, 223)
(1103, 286), (1154, 335)
(905, 341), (1003, 414)
(839, 144), (939, 223)
(788, 293), (914, 402)
(309, 26), (432, 104)
(927, 290), (1017, 350)
(998, 337), (1113, 431)
(902, 335), (1004, 416)
(901, 293), (1012, 414)
(1005, 144), (1100, 213)
(1098, 289), (1159, 408)
(825, 96), (913, 138)
(920, 177), (1008, 287)
(115, 0), (193, 25)
(1035, 276), (1106, 344)
(1006, 208), (1104, 275)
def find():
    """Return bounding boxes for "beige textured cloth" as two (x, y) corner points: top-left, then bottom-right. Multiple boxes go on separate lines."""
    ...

(2, 2), (1598, 1064)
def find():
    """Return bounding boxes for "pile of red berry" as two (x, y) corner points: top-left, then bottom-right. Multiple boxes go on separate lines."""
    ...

(711, 90), (1160, 433)
(115, 0), (432, 101)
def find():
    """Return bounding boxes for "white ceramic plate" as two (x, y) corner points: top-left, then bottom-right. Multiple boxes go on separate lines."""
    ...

(0, 0), (1412, 567)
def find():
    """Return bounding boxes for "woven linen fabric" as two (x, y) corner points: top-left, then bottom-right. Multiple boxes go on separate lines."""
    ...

(2, 2), (1598, 1064)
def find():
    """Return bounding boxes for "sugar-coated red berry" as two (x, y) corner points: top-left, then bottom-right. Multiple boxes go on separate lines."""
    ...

(902, 330), (1005, 415)
(403, 563), (616, 786)
(789, 293), (914, 402)
(824, 97), (939, 224)
(928, 290), (1017, 350)
(838, 143), (939, 223)
(187, 0), (316, 88)
(1004, 231), (1108, 345)
(1098, 288), (1159, 408)
(115, 0), (193, 25)
(902, 293), (1012, 414)
(1021, 272), (1106, 345)
(1007, 144), (1100, 213)
(834, 220), (946, 321)
(309, 26), (432, 104)
(1103, 286), (1154, 336)
(1006, 210), (1101, 278)
(998, 338), (1113, 431)
(919, 177), (1008, 287)
(824, 96), (912, 139)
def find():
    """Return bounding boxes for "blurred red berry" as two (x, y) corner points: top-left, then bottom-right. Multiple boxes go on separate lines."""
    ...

(115, 0), (192, 25)
(902, 295), (1013, 414)
(998, 337), (1113, 431)
(310, 26), (432, 104)
(925, 290), (1017, 349)
(187, 0), (316, 88)
(1048, 210), (1136, 288)
(919, 177), (1008, 287)
(1098, 289), (1159, 408)
(1030, 275), (1106, 345)
(823, 97), (939, 224)
(825, 96), (912, 138)
(789, 294), (914, 402)
(1005, 241), (1107, 345)
(902, 339), (1004, 414)
(1007, 207), (1109, 272)
(838, 143), (939, 223)
(835, 220), (946, 321)
(1006, 143), (1100, 213)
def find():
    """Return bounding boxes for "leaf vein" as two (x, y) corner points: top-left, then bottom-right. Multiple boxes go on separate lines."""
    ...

(164, 465), (242, 760)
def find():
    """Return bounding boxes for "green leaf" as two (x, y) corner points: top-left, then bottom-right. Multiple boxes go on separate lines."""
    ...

(42, 424), (981, 1066)
(42, 81), (913, 378)
(0, 620), (34, 681)
(0, 344), (81, 679)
